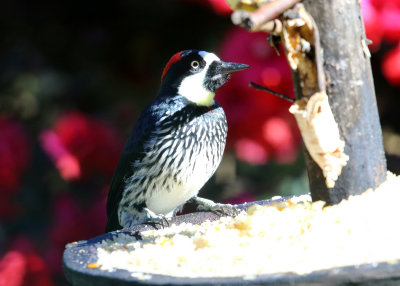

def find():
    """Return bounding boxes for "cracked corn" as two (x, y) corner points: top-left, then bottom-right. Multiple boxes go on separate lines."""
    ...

(96, 173), (400, 277)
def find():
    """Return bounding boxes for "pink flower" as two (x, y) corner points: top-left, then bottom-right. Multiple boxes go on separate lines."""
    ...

(40, 112), (122, 181)
(0, 251), (25, 286)
(39, 131), (81, 180)
(0, 237), (53, 286)
(380, 7), (400, 43)
(262, 117), (298, 163)
(362, 0), (400, 45)
(235, 138), (268, 165)
(216, 28), (301, 165)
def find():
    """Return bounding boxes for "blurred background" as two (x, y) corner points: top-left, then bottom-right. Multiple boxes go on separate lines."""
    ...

(0, 0), (400, 284)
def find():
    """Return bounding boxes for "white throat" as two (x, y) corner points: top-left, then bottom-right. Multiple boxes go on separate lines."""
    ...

(178, 52), (220, 106)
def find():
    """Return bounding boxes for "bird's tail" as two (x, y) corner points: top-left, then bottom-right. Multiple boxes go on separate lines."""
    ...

(105, 209), (122, 233)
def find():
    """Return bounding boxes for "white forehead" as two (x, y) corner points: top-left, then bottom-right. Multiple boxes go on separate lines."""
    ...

(198, 51), (220, 65)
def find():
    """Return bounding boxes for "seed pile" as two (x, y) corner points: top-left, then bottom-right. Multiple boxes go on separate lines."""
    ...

(96, 173), (400, 278)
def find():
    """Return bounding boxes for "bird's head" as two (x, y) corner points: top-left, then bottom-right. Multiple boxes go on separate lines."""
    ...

(160, 50), (249, 106)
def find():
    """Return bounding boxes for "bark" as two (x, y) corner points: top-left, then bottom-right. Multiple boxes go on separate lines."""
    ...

(300, 0), (387, 204)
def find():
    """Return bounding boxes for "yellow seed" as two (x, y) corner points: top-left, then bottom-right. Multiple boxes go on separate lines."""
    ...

(160, 237), (169, 246)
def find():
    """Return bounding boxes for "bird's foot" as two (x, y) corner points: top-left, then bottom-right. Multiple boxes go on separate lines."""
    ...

(142, 213), (170, 230)
(130, 230), (143, 240)
(121, 207), (170, 231)
(209, 203), (241, 217)
(189, 196), (241, 217)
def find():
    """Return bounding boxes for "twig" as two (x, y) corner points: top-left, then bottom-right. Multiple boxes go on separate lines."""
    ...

(241, 0), (302, 31)
(232, 10), (283, 34)
(250, 82), (295, 102)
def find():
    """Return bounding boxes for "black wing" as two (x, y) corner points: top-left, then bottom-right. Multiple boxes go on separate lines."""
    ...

(104, 146), (143, 232)
(105, 102), (161, 232)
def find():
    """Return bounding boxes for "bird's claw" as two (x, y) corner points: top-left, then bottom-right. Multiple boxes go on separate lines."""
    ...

(210, 203), (241, 217)
(130, 230), (143, 240)
(191, 196), (241, 218)
(143, 214), (170, 230)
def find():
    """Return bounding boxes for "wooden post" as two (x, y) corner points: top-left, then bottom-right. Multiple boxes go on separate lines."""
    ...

(300, 0), (387, 204)
(230, 0), (387, 204)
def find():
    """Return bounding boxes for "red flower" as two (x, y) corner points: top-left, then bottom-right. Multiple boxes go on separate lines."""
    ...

(362, 0), (400, 46)
(216, 28), (301, 165)
(369, 0), (400, 12)
(40, 112), (122, 181)
(361, 0), (400, 84)
(0, 237), (53, 286)
(382, 42), (400, 85)
(178, 0), (232, 15)
(0, 117), (30, 192)
(207, 0), (232, 15)
(361, 0), (383, 51)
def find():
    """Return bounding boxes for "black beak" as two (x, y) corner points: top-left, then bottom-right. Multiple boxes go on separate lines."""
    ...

(218, 61), (249, 75)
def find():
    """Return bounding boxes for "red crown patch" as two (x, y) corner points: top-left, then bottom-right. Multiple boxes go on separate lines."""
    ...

(161, 51), (184, 80)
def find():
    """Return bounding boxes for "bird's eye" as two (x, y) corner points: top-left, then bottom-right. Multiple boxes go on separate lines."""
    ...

(191, 60), (200, 69)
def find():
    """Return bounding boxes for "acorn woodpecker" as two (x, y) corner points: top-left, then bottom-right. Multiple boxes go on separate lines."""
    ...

(105, 49), (249, 232)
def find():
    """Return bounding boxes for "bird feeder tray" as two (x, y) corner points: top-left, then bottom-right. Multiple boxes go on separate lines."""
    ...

(63, 195), (400, 286)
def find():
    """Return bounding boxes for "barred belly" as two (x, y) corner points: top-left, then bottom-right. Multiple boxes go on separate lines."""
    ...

(119, 108), (227, 217)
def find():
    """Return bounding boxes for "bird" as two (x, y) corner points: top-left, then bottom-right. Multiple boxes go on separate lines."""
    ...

(105, 49), (249, 232)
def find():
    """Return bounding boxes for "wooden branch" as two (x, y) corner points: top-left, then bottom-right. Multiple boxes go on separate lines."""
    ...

(234, 0), (302, 31)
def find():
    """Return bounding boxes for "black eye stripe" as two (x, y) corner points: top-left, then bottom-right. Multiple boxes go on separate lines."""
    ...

(203, 61), (229, 92)
(206, 61), (219, 77)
